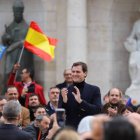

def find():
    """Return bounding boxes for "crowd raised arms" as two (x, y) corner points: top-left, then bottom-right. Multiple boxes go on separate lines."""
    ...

(0, 61), (139, 140)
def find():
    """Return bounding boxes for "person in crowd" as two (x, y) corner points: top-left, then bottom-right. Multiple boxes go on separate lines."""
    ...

(0, 96), (7, 116)
(52, 127), (81, 140)
(136, 106), (140, 114)
(120, 106), (133, 116)
(28, 93), (41, 121)
(127, 113), (140, 139)
(24, 115), (50, 140)
(45, 87), (60, 116)
(0, 100), (32, 140)
(7, 63), (46, 107)
(102, 88), (125, 117)
(77, 116), (94, 140)
(59, 61), (102, 128)
(0, 96), (7, 123)
(5, 86), (30, 127)
(56, 69), (73, 89)
(104, 116), (136, 140)
(34, 106), (47, 119)
(46, 113), (60, 140)
(91, 114), (110, 140)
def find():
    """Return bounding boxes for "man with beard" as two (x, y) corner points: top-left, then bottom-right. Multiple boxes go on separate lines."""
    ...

(45, 87), (60, 116)
(24, 115), (50, 140)
(102, 88), (125, 117)
(28, 93), (41, 121)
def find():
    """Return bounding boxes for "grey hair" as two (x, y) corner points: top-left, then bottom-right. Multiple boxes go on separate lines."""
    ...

(3, 100), (21, 120)
(35, 115), (50, 122)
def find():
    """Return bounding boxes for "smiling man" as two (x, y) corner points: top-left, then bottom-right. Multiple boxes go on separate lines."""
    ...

(5, 86), (30, 127)
(59, 61), (102, 128)
(102, 88), (125, 117)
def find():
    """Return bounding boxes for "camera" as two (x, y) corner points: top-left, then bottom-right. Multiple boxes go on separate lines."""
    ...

(55, 108), (66, 127)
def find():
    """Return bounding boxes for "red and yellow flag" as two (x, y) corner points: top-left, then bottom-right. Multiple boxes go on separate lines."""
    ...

(24, 21), (57, 62)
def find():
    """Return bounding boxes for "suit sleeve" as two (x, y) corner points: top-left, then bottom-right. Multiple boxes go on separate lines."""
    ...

(21, 108), (30, 127)
(79, 86), (102, 115)
(23, 125), (37, 140)
(7, 72), (15, 85)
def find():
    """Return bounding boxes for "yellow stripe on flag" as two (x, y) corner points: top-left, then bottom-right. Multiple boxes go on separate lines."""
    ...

(25, 28), (55, 58)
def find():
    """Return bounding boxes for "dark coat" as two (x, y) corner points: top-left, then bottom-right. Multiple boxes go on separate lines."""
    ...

(45, 101), (55, 116)
(58, 82), (102, 128)
(56, 82), (67, 89)
(102, 102), (125, 115)
(0, 124), (33, 140)
(23, 123), (39, 140)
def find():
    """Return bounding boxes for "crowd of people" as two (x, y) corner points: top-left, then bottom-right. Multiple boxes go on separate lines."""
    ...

(0, 61), (140, 140)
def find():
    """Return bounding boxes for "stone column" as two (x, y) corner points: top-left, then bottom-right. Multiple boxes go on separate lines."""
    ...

(66, 0), (87, 68)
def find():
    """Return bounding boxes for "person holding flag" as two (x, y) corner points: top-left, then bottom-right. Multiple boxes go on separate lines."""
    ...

(7, 63), (47, 107)
(7, 20), (57, 107)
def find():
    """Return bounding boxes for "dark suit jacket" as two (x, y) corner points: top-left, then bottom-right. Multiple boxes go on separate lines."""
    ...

(59, 82), (102, 128)
(0, 124), (33, 140)
(24, 123), (39, 140)
(56, 82), (67, 89)
(45, 101), (55, 116)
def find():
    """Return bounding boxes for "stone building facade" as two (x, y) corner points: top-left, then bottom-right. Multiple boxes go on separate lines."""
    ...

(0, 0), (140, 98)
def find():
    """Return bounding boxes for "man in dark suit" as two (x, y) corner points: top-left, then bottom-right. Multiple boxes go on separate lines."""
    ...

(56, 69), (73, 89)
(45, 87), (60, 116)
(0, 100), (32, 140)
(59, 62), (102, 128)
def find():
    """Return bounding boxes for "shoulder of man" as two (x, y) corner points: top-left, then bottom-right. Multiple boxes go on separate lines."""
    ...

(18, 129), (33, 139)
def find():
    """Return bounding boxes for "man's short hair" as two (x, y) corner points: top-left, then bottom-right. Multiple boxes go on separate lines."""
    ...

(72, 62), (88, 73)
(48, 86), (60, 95)
(29, 93), (39, 99)
(35, 115), (49, 122)
(3, 100), (21, 121)
(107, 88), (123, 97)
(63, 68), (71, 75)
(34, 105), (46, 113)
(24, 67), (34, 80)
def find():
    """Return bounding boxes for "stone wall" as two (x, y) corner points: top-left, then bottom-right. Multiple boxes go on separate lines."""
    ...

(87, 0), (140, 95)
(0, 0), (140, 98)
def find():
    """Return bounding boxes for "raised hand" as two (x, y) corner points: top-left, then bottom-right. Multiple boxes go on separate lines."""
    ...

(61, 88), (68, 103)
(72, 86), (82, 104)
(13, 63), (20, 73)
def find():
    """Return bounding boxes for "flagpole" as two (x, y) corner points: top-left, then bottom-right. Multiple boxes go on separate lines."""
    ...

(15, 45), (25, 81)
(18, 45), (25, 64)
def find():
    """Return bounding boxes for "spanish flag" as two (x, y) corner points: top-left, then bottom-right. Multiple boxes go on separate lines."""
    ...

(24, 21), (57, 62)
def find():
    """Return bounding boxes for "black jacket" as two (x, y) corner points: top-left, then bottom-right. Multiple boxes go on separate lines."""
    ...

(59, 81), (102, 128)
(45, 101), (55, 116)
(0, 124), (33, 140)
